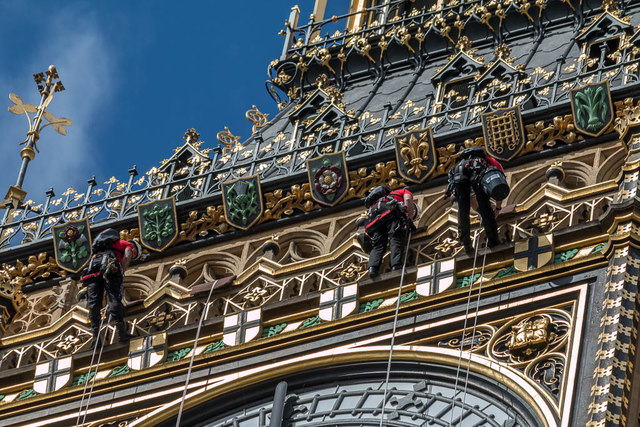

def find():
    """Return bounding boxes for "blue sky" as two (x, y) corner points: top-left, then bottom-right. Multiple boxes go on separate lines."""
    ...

(0, 2), (328, 203)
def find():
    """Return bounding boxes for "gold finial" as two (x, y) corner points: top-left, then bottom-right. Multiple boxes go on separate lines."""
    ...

(245, 105), (270, 134)
(315, 74), (329, 89)
(216, 126), (242, 154)
(602, 0), (618, 12)
(456, 35), (473, 52)
(495, 43), (511, 60)
(183, 128), (200, 144)
(3, 65), (71, 210)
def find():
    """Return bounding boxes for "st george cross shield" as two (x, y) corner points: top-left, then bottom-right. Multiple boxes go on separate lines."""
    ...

(137, 197), (178, 252)
(318, 283), (358, 321)
(221, 175), (264, 230)
(52, 218), (92, 273)
(394, 127), (437, 183)
(481, 105), (525, 162)
(306, 151), (349, 206)
(128, 332), (167, 370)
(570, 81), (614, 137)
(514, 234), (554, 272)
(415, 258), (455, 296)
(223, 307), (262, 346)
(33, 356), (72, 394)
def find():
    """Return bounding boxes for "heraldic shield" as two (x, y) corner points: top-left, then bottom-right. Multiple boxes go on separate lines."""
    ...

(393, 127), (436, 183)
(52, 217), (92, 274)
(570, 80), (613, 137)
(306, 151), (349, 206)
(514, 233), (554, 272)
(137, 196), (178, 252)
(223, 307), (262, 346)
(481, 105), (525, 162)
(34, 356), (72, 394)
(128, 332), (167, 370)
(221, 174), (263, 230)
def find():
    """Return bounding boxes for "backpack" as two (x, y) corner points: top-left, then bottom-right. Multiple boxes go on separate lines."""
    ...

(92, 228), (120, 251)
(364, 195), (401, 234)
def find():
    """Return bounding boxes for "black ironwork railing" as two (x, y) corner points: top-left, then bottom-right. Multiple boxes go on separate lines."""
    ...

(0, 1), (638, 250)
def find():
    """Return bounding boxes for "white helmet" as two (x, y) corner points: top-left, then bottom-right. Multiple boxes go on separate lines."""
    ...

(412, 204), (421, 221)
(130, 240), (143, 261)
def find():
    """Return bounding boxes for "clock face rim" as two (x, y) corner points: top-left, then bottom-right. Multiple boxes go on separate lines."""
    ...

(185, 360), (545, 427)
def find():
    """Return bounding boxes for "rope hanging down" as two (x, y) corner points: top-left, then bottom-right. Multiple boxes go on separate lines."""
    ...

(460, 240), (489, 421)
(175, 280), (218, 426)
(76, 311), (110, 427)
(448, 226), (488, 427)
(379, 230), (413, 427)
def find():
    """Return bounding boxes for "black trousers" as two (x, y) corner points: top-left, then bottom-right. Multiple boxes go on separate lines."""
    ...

(455, 181), (499, 245)
(368, 218), (407, 272)
(87, 277), (125, 332)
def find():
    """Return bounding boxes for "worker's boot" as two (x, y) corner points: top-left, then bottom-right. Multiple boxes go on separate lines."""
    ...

(462, 239), (474, 255)
(116, 322), (133, 343)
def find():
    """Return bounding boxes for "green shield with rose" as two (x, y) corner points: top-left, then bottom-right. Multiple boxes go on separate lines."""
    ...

(52, 218), (92, 273)
(306, 151), (350, 207)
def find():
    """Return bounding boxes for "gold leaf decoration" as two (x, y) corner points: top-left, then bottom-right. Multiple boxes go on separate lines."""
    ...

(261, 184), (318, 223)
(523, 115), (582, 153)
(178, 206), (230, 242)
(345, 161), (405, 201)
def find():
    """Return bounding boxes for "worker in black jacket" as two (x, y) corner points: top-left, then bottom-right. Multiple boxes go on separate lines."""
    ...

(364, 186), (417, 277)
(445, 147), (508, 254)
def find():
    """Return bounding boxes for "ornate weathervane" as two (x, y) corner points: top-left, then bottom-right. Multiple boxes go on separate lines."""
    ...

(2, 65), (71, 211)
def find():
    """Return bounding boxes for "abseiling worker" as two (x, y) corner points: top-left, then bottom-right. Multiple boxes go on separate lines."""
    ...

(444, 146), (510, 254)
(80, 228), (142, 346)
(363, 186), (417, 278)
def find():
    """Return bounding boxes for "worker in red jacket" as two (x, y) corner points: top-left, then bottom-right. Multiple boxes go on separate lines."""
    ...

(81, 228), (141, 346)
(364, 186), (416, 277)
(445, 146), (508, 254)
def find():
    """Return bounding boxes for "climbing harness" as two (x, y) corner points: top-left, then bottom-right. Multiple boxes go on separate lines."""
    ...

(76, 311), (110, 427)
(448, 225), (489, 427)
(175, 279), (218, 426)
(379, 229), (413, 427)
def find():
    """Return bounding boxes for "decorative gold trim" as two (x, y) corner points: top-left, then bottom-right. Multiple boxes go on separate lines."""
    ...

(133, 346), (557, 427)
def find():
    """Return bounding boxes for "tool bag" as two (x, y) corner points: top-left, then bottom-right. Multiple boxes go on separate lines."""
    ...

(479, 166), (510, 201)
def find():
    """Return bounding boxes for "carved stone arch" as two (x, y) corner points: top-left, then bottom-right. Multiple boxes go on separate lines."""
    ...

(558, 160), (593, 188)
(328, 211), (362, 252)
(184, 253), (240, 280)
(276, 229), (328, 262)
(122, 273), (157, 303)
(596, 145), (626, 182)
(416, 192), (451, 229)
(507, 167), (548, 206)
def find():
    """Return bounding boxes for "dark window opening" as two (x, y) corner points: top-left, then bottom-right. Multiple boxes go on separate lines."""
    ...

(442, 76), (475, 109)
(585, 37), (621, 71)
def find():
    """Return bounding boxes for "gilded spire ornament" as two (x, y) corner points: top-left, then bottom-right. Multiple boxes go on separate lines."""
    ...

(2, 65), (71, 210)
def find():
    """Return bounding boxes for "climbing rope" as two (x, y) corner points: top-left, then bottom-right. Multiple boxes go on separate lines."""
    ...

(448, 227), (488, 427)
(379, 230), (413, 427)
(459, 244), (489, 423)
(175, 279), (218, 426)
(76, 311), (109, 427)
